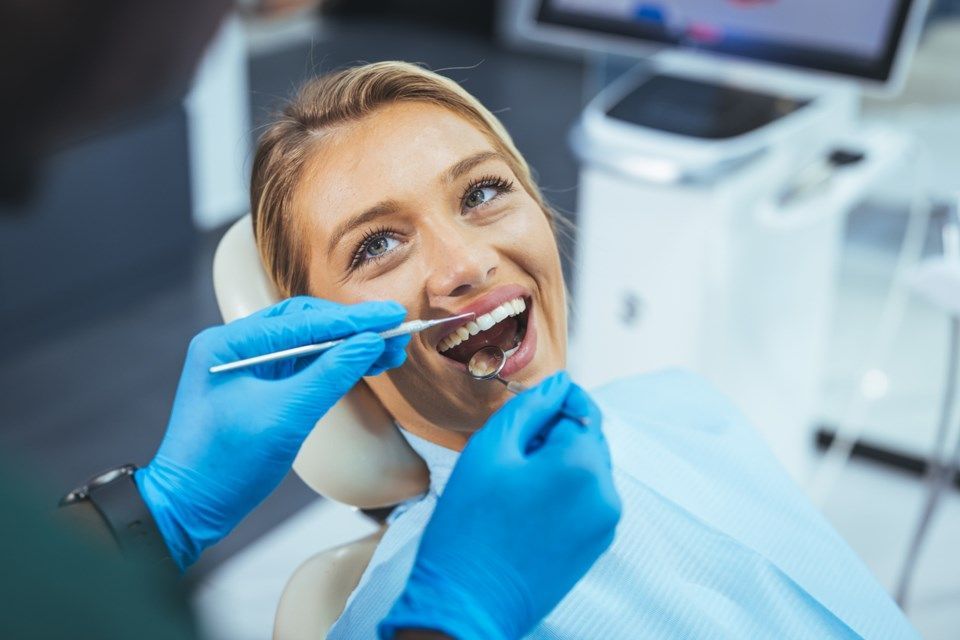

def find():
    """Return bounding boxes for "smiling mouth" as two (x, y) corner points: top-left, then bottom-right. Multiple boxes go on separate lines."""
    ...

(437, 296), (530, 365)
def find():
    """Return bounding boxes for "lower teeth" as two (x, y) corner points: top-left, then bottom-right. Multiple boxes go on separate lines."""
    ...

(503, 330), (522, 358)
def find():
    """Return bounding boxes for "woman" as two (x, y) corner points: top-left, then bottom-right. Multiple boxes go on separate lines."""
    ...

(251, 62), (917, 639)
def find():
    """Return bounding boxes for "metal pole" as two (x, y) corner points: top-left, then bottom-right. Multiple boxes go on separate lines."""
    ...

(895, 315), (960, 607)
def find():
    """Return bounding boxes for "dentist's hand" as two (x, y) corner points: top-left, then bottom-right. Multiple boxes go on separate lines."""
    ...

(380, 372), (622, 640)
(135, 297), (409, 569)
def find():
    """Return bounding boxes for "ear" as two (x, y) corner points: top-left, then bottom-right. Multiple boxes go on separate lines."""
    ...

(213, 215), (429, 507)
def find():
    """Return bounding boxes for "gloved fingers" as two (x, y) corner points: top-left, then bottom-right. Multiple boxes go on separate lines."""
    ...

(478, 371), (572, 457)
(278, 332), (386, 428)
(517, 378), (601, 455)
(269, 332), (407, 378)
(252, 296), (404, 321)
(567, 389), (613, 470)
(536, 385), (606, 455)
(253, 296), (343, 318)
(535, 418), (618, 515)
(366, 363), (390, 377)
(365, 334), (411, 377)
(562, 384), (609, 459)
(537, 414), (611, 465)
(379, 334), (412, 367)
(531, 416), (583, 455)
(207, 300), (406, 361)
(525, 416), (621, 545)
(365, 349), (406, 377)
(561, 383), (602, 433)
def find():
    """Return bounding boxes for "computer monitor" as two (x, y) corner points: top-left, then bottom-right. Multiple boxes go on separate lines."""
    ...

(521, 0), (928, 88)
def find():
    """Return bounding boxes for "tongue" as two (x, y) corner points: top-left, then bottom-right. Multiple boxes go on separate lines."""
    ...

(444, 316), (519, 364)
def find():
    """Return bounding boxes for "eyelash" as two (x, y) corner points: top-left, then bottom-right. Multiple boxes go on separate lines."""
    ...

(459, 174), (516, 206)
(349, 225), (395, 271)
(348, 175), (517, 272)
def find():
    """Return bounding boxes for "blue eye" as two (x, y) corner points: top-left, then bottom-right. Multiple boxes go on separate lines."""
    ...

(351, 230), (401, 270)
(461, 175), (516, 211)
(464, 186), (498, 209)
(363, 234), (399, 259)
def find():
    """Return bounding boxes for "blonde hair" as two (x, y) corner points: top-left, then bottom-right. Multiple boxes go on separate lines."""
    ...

(250, 61), (556, 297)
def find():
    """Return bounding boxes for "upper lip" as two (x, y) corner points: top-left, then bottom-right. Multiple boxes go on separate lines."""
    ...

(429, 283), (532, 348)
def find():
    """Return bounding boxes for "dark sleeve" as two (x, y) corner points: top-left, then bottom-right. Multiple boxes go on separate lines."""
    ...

(56, 499), (124, 546)
(0, 460), (199, 640)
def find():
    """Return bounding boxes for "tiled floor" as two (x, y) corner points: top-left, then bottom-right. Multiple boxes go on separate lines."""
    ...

(821, 458), (960, 639)
(815, 205), (960, 638)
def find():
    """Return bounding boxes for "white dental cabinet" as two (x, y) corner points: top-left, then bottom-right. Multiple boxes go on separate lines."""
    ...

(567, 57), (912, 483)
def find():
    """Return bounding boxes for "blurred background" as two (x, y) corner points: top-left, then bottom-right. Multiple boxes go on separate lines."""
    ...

(1, 0), (958, 638)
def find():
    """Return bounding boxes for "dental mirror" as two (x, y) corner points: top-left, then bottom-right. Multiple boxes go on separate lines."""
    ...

(467, 345), (528, 394)
(467, 345), (589, 426)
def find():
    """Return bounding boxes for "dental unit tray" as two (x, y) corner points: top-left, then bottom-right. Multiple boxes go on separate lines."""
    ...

(571, 54), (859, 186)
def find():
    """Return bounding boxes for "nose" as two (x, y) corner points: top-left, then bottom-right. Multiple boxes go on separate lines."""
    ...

(424, 221), (498, 300)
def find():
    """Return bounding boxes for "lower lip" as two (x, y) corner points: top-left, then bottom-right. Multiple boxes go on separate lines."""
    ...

(436, 299), (538, 379)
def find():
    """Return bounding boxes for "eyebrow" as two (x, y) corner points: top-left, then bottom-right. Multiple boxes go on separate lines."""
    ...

(444, 150), (504, 183)
(326, 150), (506, 255)
(327, 200), (400, 255)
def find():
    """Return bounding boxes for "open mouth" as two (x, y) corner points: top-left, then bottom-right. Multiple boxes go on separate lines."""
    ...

(437, 296), (530, 366)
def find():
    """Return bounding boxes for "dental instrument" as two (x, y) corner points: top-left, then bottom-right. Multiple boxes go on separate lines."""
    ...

(467, 345), (589, 427)
(209, 312), (475, 374)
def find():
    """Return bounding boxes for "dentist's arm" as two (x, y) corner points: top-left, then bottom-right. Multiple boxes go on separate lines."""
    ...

(55, 299), (616, 639)
(133, 296), (411, 569)
(381, 372), (622, 640)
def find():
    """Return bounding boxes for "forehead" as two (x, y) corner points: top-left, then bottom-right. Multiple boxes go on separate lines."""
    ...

(295, 102), (496, 232)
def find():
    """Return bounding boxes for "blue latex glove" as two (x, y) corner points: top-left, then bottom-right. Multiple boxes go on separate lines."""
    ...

(135, 297), (409, 569)
(379, 372), (622, 640)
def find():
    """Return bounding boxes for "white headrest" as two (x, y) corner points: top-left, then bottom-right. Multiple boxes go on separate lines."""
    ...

(212, 216), (429, 508)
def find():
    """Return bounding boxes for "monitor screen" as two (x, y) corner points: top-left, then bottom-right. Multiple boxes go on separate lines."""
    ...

(536, 0), (918, 82)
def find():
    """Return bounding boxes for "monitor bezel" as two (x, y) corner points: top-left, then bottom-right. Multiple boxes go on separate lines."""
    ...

(532, 0), (922, 84)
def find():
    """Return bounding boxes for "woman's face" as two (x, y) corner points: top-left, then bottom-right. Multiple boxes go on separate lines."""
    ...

(295, 102), (566, 447)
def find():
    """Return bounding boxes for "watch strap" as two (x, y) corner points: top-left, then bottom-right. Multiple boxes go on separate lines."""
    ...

(63, 465), (173, 567)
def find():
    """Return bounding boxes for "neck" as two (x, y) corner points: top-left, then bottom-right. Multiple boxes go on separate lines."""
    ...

(365, 374), (493, 453)
(400, 421), (470, 452)
(369, 387), (473, 452)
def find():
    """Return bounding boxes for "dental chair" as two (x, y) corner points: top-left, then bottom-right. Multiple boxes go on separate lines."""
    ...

(212, 215), (430, 639)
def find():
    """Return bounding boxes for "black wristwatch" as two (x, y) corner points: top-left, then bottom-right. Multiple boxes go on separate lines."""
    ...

(60, 464), (172, 565)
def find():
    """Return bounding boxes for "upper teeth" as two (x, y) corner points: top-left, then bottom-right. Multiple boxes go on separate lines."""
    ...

(438, 297), (526, 352)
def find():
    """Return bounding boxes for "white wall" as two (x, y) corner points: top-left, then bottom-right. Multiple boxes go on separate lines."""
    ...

(185, 14), (252, 231)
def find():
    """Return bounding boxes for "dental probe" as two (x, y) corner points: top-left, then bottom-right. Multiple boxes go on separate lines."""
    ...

(467, 345), (590, 427)
(209, 312), (475, 374)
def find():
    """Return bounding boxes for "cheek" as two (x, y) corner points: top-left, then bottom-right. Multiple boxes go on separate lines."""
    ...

(308, 266), (423, 315)
(503, 206), (563, 277)
(504, 206), (566, 346)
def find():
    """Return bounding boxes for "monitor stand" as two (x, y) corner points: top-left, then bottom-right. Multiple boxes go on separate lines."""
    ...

(604, 72), (811, 140)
